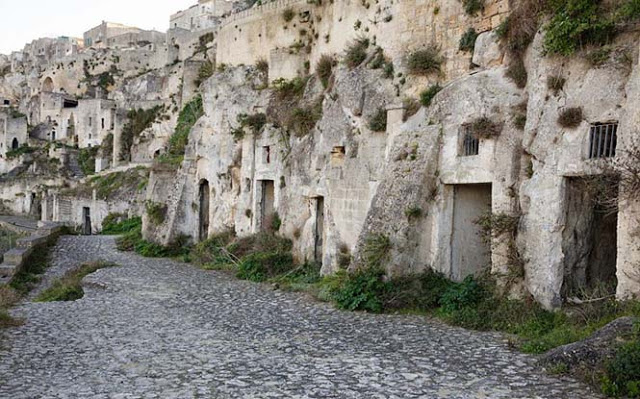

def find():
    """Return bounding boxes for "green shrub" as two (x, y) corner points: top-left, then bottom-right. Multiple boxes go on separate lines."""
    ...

(420, 84), (442, 107)
(236, 251), (295, 282)
(316, 54), (335, 88)
(459, 28), (479, 52)
(117, 224), (190, 258)
(195, 60), (214, 86)
(439, 276), (486, 313)
(407, 45), (443, 76)
(97, 71), (115, 92)
(6, 145), (36, 159)
(344, 37), (370, 69)
(102, 215), (142, 235)
(288, 100), (323, 136)
(405, 206), (423, 220)
(272, 262), (322, 289)
(272, 77), (308, 101)
(603, 337), (640, 398)
(157, 95), (204, 167)
(78, 146), (99, 176)
(368, 108), (388, 132)
(197, 32), (214, 53)
(382, 270), (454, 310)
(363, 233), (392, 269)
(237, 113), (267, 136)
(191, 231), (236, 267)
(461, 0), (484, 15)
(544, 0), (616, 56)
(328, 268), (387, 313)
(146, 201), (167, 225)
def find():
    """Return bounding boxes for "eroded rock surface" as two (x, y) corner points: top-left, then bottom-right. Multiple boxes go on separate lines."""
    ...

(0, 236), (603, 398)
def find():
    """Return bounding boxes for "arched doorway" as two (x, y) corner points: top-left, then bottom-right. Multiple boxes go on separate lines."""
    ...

(42, 77), (54, 92)
(199, 180), (210, 241)
(51, 128), (56, 141)
(11, 138), (19, 149)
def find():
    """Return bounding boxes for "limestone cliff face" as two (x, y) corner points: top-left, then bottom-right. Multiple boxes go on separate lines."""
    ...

(1, 0), (639, 309)
(156, 1), (640, 309)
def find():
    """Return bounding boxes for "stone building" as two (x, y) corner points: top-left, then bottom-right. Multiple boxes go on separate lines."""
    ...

(21, 37), (83, 69)
(0, 110), (27, 158)
(84, 22), (142, 48)
(170, 0), (235, 32)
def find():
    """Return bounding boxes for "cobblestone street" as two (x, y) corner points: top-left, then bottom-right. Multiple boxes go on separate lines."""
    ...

(0, 236), (603, 398)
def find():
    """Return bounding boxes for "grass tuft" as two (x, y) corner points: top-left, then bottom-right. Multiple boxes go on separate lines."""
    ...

(407, 45), (443, 76)
(35, 261), (117, 302)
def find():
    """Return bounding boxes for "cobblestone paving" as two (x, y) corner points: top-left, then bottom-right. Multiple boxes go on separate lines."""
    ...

(0, 236), (603, 398)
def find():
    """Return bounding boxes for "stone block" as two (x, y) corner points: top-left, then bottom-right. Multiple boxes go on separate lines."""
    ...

(472, 31), (503, 68)
(3, 248), (32, 267)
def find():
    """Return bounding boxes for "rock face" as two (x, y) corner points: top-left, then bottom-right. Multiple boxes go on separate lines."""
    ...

(540, 317), (636, 370)
(0, 0), (639, 310)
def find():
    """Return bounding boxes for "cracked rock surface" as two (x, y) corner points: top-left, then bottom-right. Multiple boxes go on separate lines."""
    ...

(0, 236), (602, 398)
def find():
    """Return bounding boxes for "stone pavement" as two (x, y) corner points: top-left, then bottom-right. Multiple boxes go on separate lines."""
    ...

(0, 215), (38, 233)
(0, 236), (603, 398)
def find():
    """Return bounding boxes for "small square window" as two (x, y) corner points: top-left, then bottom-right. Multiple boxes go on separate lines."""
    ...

(588, 122), (618, 159)
(460, 125), (479, 156)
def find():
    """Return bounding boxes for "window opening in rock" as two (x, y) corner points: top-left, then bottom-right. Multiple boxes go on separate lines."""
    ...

(588, 122), (618, 159)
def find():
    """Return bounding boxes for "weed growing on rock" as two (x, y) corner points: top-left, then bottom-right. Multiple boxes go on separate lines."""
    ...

(316, 55), (335, 88)
(547, 75), (566, 95)
(459, 28), (479, 52)
(557, 107), (583, 128)
(368, 108), (388, 132)
(470, 117), (503, 139)
(344, 37), (370, 69)
(194, 60), (214, 86)
(146, 201), (167, 225)
(156, 95), (204, 167)
(407, 45), (443, 76)
(420, 84), (442, 107)
(460, 0), (484, 16)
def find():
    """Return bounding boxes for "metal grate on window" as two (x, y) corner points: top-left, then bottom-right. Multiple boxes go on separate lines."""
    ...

(588, 122), (618, 159)
(462, 125), (479, 156)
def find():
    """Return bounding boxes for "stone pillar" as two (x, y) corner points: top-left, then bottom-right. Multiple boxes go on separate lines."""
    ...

(616, 195), (640, 300)
(384, 103), (406, 161)
(112, 109), (126, 167)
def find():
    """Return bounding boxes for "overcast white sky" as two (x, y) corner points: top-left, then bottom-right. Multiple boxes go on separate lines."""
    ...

(0, 0), (196, 54)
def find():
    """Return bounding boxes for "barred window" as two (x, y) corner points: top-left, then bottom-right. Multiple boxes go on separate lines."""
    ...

(461, 125), (479, 156)
(588, 122), (617, 159)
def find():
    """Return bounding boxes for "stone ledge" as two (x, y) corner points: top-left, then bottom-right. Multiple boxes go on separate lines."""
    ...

(3, 247), (33, 267)
(0, 263), (16, 278)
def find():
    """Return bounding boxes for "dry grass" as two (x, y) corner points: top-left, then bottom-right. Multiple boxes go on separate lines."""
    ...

(557, 107), (583, 128)
(470, 117), (503, 139)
